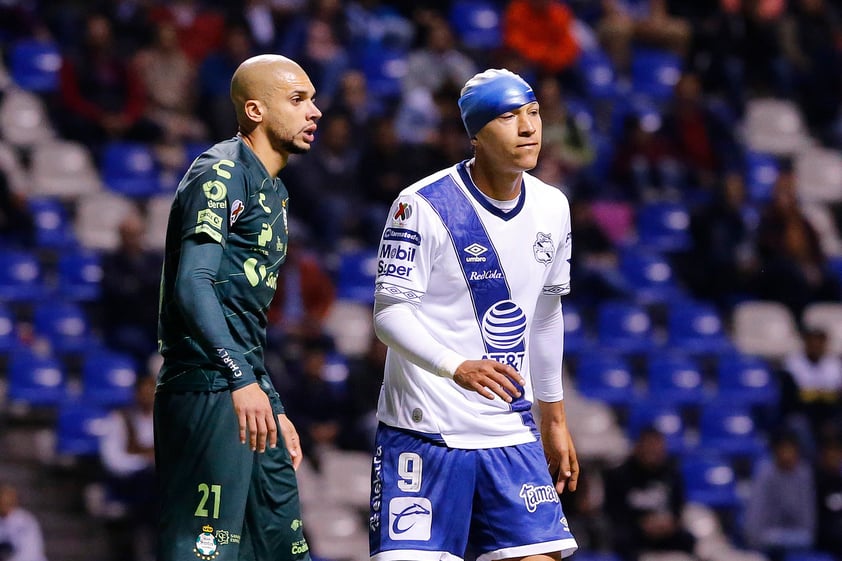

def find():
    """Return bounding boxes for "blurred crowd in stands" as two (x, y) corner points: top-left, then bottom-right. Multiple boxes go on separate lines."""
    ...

(2, 1), (842, 561)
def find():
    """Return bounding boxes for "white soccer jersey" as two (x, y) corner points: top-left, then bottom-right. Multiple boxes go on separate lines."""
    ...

(374, 160), (572, 449)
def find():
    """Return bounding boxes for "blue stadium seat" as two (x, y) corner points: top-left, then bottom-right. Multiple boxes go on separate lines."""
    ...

(33, 301), (99, 354)
(716, 353), (779, 408)
(56, 249), (103, 302)
(0, 304), (18, 353)
(449, 0), (502, 50)
(575, 353), (638, 406)
(28, 197), (77, 248)
(631, 48), (682, 101)
(10, 39), (61, 92)
(359, 47), (408, 103)
(698, 404), (765, 460)
(681, 453), (741, 509)
(55, 401), (110, 457)
(596, 300), (658, 355)
(578, 50), (619, 100)
(101, 142), (162, 197)
(627, 401), (687, 453)
(646, 353), (708, 407)
(337, 248), (377, 304)
(783, 552), (837, 561)
(0, 249), (47, 302)
(618, 247), (683, 304)
(667, 301), (733, 355)
(744, 151), (780, 203)
(80, 351), (138, 407)
(636, 201), (692, 252)
(562, 302), (591, 356)
(7, 350), (67, 407)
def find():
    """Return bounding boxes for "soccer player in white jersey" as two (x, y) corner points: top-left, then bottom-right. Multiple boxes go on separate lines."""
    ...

(368, 68), (579, 561)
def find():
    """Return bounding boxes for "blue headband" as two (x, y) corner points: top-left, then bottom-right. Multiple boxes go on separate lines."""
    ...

(458, 69), (537, 138)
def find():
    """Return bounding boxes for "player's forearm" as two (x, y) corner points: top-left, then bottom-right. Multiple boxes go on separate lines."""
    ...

(176, 237), (257, 389)
(373, 297), (466, 378)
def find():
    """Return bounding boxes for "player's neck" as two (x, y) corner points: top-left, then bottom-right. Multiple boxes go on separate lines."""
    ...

(468, 158), (522, 201)
(238, 132), (287, 177)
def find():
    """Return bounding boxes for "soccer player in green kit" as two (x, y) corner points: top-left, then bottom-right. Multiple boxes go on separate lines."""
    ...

(154, 54), (321, 561)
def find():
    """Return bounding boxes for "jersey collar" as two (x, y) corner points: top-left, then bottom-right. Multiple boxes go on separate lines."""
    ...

(456, 159), (525, 221)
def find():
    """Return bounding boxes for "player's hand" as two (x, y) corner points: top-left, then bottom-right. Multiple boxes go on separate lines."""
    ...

(232, 383), (278, 453)
(542, 418), (579, 494)
(278, 413), (303, 470)
(452, 359), (525, 402)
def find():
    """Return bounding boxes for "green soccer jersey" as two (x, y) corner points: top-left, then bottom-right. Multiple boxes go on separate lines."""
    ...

(157, 137), (289, 392)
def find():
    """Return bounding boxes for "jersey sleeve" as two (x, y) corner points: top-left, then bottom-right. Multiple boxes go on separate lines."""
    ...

(373, 192), (440, 305)
(177, 157), (248, 245)
(543, 192), (572, 296)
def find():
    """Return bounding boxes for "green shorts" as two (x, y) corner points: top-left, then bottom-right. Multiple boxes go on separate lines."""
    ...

(154, 377), (310, 561)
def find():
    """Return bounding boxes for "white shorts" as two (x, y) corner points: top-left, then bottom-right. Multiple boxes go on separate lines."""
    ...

(369, 424), (578, 561)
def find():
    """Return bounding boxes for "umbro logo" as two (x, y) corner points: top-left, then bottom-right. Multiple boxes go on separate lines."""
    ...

(464, 243), (488, 257)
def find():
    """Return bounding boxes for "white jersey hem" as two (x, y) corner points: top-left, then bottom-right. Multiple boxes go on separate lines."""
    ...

(476, 538), (579, 560)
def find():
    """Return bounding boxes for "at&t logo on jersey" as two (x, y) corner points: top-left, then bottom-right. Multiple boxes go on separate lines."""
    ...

(377, 243), (417, 280)
(482, 300), (527, 371)
(388, 497), (432, 541)
(519, 483), (560, 513)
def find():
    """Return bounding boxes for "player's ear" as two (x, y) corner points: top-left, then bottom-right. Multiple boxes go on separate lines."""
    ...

(244, 99), (264, 123)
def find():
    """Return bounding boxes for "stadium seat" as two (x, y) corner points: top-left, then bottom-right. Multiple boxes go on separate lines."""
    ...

(716, 353), (779, 408)
(323, 300), (374, 358)
(56, 249), (103, 302)
(101, 142), (162, 198)
(646, 354), (708, 407)
(802, 302), (842, 355)
(30, 140), (102, 200)
(562, 302), (591, 356)
(33, 301), (99, 354)
(667, 302), (733, 355)
(630, 49), (682, 101)
(0, 303), (18, 353)
(9, 40), (61, 92)
(0, 88), (56, 148)
(7, 350), (67, 408)
(359, 47), (408, 103)
(618, 247), (683, 304)
(732, 300), (800, 360)
(336, 248), (378, 304)
(578, 49), (619, 100)
(636, 201), (692, 253)
(0, 249), (46, 302)
(697, 404), (765, 460)
(80, 351), (138, 407)
(574, 353), (638, 406)
(681, 453), (741, 509)
(802, 203), (842, 258)
(744, 98), (811, 156)
(795, 146), (842, 204)
(783, 553), (837, 561)
(28, 197), (77, 248)
(449, 0), (502, 51)
(74, 191), (136, 251)
(596, 300), (658, 355)
(744, 151), (780, 203)
(626, 401), (687, 453)
(55, 401), (110, 457)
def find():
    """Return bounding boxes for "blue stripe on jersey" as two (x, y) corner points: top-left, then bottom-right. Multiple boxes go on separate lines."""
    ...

(418, 174), (533, 424)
